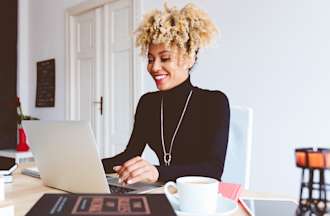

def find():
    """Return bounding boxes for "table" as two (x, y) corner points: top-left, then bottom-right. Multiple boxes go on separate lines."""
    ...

(0, 163), (296, 216)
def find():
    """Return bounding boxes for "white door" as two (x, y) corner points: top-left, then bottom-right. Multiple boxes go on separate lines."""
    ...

(103, 0), (134, 157)
(72, 8), (104, 155)
(67, 0), (135, 158)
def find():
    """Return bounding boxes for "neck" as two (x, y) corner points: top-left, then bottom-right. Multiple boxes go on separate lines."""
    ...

(160, 76), (192, 96)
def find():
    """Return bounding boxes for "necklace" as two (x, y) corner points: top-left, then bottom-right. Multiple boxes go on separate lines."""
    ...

(160, 90), (193, 166)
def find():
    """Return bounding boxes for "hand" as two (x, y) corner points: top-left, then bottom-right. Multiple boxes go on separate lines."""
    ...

(113, 156), (159, 185)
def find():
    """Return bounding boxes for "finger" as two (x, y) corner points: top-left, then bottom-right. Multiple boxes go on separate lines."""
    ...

(119, 161), (147, 182)
(127, 171), (151, 185)
(122, 156), (142, 168)
(124, 166), (147, 183)
(118, 157), (143, 177)
(113, 165), (122, 172)
(114, 156), (140, 172)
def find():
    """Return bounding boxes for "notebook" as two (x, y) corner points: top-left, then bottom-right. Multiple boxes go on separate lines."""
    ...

(26, 193), (176, 216)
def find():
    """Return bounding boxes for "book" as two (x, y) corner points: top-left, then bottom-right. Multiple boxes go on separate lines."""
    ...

(219, 182), (242, 202)
(26, 193), (177, 216)
(0, 156), (17, 176)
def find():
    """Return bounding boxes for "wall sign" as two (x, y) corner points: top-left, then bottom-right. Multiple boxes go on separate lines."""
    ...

(36, 59), (55, 107)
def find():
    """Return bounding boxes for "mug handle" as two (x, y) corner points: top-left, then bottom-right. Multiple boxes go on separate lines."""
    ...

(164, 181), (179, 210)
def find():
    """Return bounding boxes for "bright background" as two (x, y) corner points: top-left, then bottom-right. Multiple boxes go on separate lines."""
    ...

(18, 0), (330, 197)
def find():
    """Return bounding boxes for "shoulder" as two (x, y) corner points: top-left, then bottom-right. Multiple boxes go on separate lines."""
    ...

(193, 86), (229, 107)
(135, 91), (160, 112)
(193, 87), (230, 121)
(138, 91), (159, 104)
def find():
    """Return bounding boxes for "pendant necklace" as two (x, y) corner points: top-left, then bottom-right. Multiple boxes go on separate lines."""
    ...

(160, 90), (193, 166)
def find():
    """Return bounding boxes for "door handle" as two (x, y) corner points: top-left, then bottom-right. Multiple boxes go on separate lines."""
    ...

(93, 96), (103, 115)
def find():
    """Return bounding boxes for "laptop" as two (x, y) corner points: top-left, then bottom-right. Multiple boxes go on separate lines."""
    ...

(22, 121), (161, 194)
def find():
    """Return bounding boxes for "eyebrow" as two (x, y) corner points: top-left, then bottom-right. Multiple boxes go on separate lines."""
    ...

(159, 50), (171, 55)
(148, 50), (171, 56)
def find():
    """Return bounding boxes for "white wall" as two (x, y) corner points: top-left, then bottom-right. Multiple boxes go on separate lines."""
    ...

(17, 0), (30, 115)
(20, 0), (330, 198)
(29, 0), (65, 120)
(142, 0), (330, 197)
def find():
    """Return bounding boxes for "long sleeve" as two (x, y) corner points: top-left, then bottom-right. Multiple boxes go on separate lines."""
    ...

(102, 95), (148, 173)
(156, 92), (230, 182)
(102, 77), (230, 183)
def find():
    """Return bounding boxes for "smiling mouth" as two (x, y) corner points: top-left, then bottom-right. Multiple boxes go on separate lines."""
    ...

(154, 74), (168, 81)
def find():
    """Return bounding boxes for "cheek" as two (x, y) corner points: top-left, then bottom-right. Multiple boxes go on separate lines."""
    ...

(165, 62), (179, 75)
(147, 64), (152, 73)
(170, 64), (187, 78)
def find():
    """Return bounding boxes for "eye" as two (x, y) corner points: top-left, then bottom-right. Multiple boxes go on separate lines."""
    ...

(161, 57), (171, 62)
(147, 57), (154, 64)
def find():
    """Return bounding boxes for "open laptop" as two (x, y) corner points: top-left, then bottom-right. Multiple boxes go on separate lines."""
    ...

(22, 121), (161, 194)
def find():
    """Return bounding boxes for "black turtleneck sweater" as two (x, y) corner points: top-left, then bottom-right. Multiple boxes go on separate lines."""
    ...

(102, 78), (230, 182)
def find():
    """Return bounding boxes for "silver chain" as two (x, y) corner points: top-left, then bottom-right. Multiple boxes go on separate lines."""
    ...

(161, 90), (193, 166)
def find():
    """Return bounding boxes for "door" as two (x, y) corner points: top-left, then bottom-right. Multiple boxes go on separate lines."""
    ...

(103, 0), (134, 157)
(72, 8), (104, 155)
(67, 0), (135, 158)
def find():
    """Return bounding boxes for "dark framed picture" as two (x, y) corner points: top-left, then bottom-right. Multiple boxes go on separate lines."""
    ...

(35, 59), (55, 107)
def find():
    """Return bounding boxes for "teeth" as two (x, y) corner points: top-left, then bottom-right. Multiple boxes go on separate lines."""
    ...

(155, 75), (166, 80)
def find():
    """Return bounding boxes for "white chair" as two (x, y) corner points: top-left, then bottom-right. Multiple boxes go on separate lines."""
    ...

(142, 106), (253, 189)
(142, 144), (160, 165)
(222, 106), (253, 189)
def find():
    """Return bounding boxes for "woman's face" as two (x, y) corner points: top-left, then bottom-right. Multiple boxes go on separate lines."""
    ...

(147, 43), (194, 91)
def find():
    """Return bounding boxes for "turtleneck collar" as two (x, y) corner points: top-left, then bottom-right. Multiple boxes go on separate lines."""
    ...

(160, 76), (193, 98)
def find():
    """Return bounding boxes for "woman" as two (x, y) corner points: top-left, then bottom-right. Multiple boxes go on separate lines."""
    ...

(102, 3), (230, 185)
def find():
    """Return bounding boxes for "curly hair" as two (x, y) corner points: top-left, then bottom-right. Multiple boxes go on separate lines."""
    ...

(135, 3), (218, 57)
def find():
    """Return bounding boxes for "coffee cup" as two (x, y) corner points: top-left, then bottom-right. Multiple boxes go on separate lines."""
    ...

(164, 176), (219, 213)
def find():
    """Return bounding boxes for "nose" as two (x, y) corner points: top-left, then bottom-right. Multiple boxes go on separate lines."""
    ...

(151, 59), (161, 72)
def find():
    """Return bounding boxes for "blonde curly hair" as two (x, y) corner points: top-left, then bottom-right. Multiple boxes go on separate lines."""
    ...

(135, 3), (218, 57)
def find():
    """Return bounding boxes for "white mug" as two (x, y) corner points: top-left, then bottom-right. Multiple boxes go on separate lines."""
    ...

(0, 177), (4, 201)
(164, 176), (219, 213)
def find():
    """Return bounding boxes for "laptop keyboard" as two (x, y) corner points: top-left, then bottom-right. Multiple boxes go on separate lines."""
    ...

(109, 184), (135, 194)
(106, 176), (136, 194)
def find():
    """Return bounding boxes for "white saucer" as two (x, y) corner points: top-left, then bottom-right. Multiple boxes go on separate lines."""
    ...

(171, 195), (238, 216)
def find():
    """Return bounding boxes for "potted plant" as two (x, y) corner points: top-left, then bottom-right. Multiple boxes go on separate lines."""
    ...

(16, 97), (39, 152)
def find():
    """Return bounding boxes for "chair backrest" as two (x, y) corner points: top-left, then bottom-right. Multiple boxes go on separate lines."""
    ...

(141, 106), (253, 189)
(222, 106), (253, 189)
(141, 144), (160, 165)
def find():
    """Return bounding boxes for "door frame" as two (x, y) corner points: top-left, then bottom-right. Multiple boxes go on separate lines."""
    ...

(65, 0), (144, 157)
(65, 0), (143, 120)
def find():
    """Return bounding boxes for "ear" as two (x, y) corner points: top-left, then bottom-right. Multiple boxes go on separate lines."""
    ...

(186, 54), (195, 70)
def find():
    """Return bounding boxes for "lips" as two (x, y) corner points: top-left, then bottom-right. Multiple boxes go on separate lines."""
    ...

(154, 74), (167, 80)
(153, 74), (168, 86)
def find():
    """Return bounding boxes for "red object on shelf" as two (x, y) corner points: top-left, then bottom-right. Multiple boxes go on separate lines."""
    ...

(16, 127), (30, 152)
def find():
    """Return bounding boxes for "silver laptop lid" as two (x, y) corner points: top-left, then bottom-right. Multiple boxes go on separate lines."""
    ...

(23, 121), (110, 193)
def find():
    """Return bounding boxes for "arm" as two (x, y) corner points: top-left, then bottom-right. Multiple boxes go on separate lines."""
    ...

(102, 95), (148, 173)
(156, 92), (230, 182)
